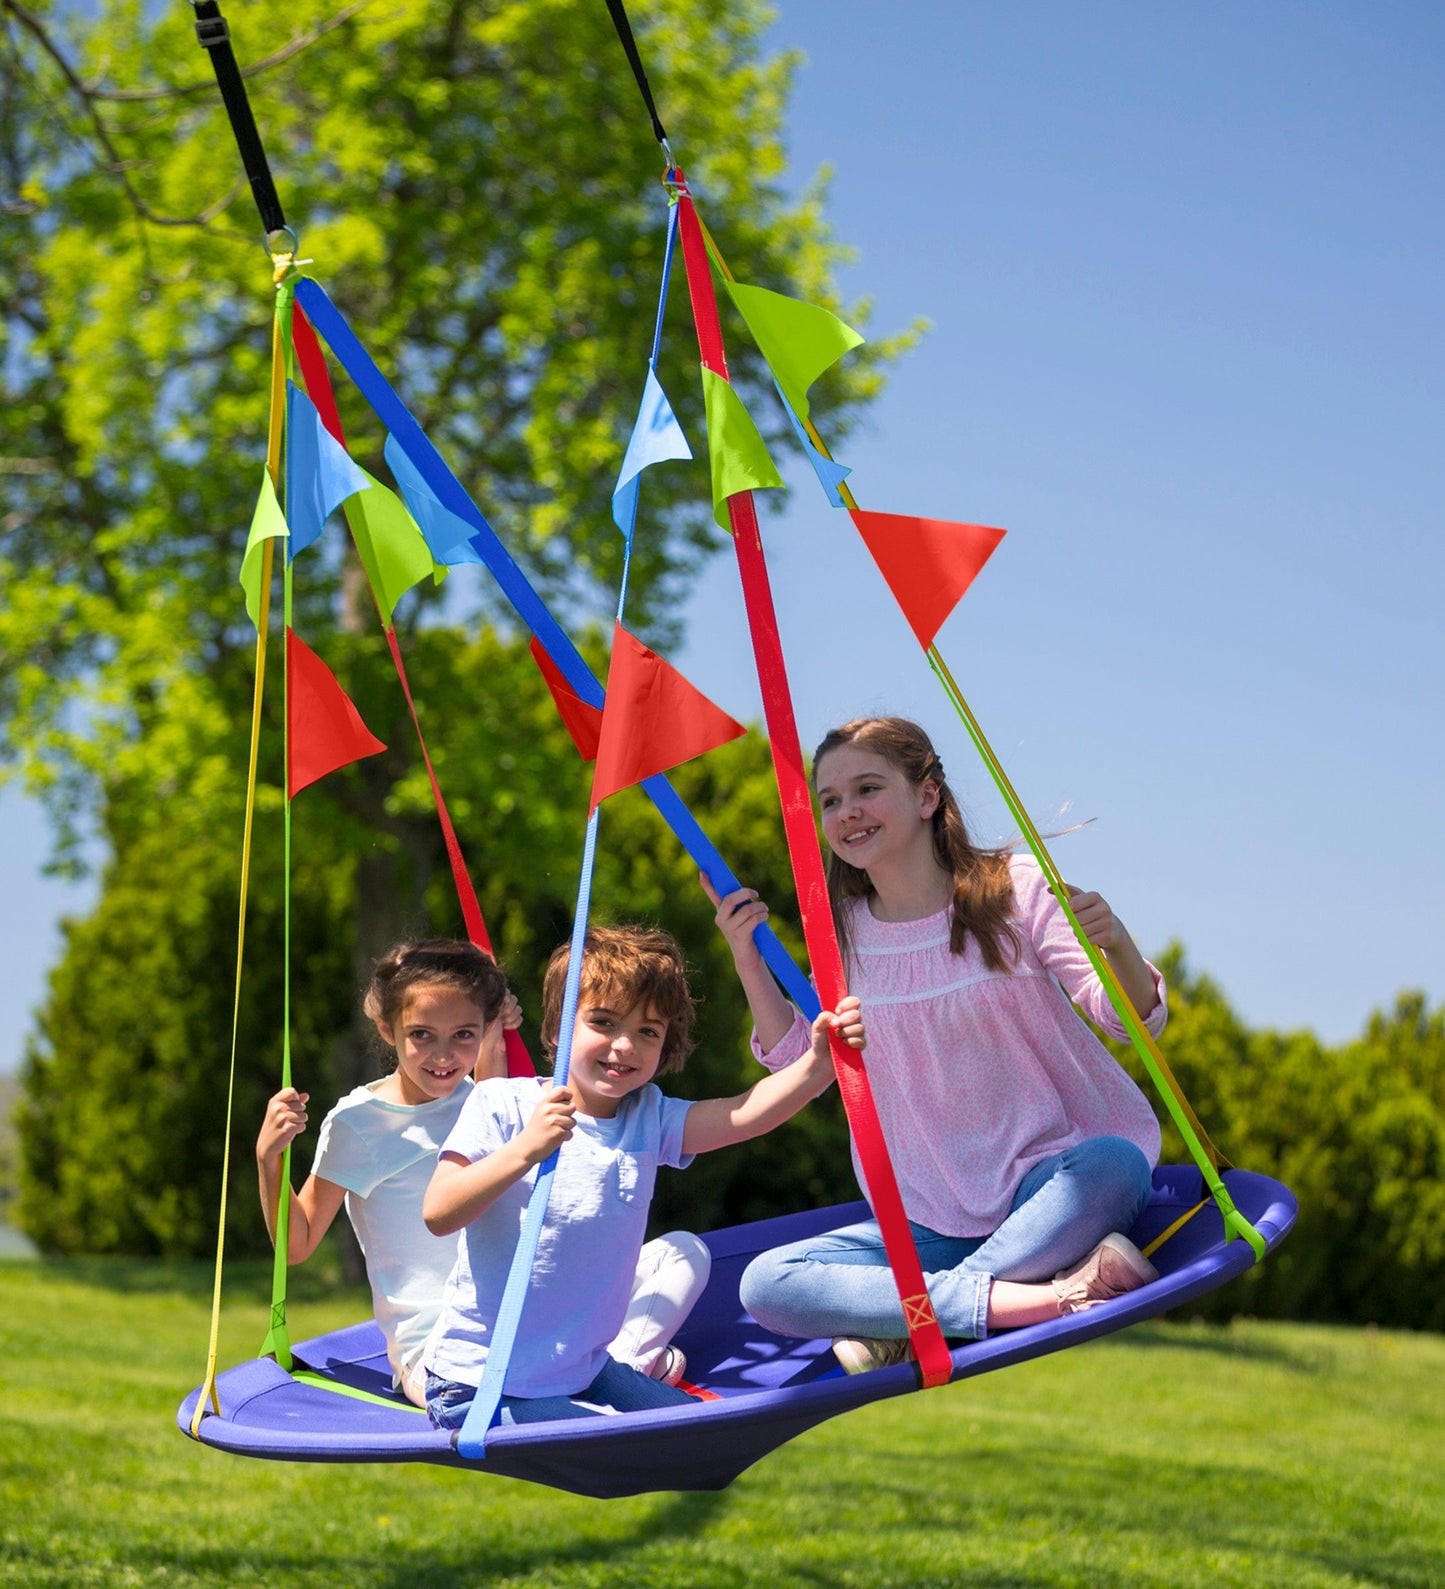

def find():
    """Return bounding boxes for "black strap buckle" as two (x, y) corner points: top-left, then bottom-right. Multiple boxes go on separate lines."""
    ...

(194, 14), (230, 49)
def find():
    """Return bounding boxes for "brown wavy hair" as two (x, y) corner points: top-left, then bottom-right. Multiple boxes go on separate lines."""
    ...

(540, 924), (697, 1077)
(812, 718), (1020, 973)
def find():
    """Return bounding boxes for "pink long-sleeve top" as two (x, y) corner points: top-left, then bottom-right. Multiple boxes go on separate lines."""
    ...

(756, 855), (1166, 1237)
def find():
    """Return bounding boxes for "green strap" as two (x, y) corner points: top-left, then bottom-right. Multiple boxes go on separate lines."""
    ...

(927, 648), (1266, 1262)
(260, 277), (299, 1365)
(290, 1370), (428, 1414)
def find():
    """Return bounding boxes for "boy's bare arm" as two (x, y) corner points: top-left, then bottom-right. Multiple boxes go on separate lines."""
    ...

(423, 1086), (576, 1235)
(681, 998), (863, 1157)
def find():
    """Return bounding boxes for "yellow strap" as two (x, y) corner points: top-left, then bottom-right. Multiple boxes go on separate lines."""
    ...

(1141, 1200), (1209, 1261)
(190, 296), (287, 1436)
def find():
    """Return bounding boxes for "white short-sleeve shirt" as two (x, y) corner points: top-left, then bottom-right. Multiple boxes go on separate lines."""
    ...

(311, 1079), (471, 1381)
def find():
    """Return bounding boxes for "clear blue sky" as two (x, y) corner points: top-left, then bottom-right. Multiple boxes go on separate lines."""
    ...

(2, 1), (1441, 1073)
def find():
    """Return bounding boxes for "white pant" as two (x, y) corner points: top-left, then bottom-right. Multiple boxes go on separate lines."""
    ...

(606, 1230), (712, 1376)
(396, 1229), (711, 1406)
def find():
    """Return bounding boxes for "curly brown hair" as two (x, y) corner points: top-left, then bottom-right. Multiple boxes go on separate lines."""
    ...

(539, 924), (696, 1077)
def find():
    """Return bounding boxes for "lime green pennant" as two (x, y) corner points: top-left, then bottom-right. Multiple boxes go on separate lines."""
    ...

(700, 366), (784, 531)
(239, 469), (289, 629)
(347, 473), (438, 625)
(723, 281), (863, 421)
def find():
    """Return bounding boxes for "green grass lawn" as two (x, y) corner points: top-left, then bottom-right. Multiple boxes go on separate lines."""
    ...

(1, 1257), (1440, 1588)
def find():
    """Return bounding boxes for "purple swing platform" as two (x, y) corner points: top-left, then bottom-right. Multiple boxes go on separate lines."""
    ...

(178, 1164), (1295, 1497)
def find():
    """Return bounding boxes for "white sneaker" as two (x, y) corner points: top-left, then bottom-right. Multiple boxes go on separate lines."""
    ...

(647, 1345), (688, 1386)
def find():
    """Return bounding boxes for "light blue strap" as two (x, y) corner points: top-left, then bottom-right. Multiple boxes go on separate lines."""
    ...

(455, 805), (600, 1457)
(293, 276), (819, 1020)
(458, 216), (689, 1455)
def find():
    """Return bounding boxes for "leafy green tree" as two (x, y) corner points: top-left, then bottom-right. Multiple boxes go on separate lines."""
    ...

(3, 0), (909, 1253)
(14, 628), (855, 1256)
(1111, 951), (1445, 1330)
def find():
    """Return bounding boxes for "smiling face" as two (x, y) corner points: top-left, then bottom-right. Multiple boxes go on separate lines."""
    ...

(814, 743), (940, 876)
(564, 998), (670, 1119)
(373, 984), (493, 1107)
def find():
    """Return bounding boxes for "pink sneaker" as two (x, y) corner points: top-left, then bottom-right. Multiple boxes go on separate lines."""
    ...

(1053, 1233), (1158, 1314)
(831, 1336), (913, 1375)
(647, 1346), (688, 1386)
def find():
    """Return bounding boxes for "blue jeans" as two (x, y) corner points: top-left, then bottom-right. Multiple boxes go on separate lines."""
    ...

(739, 1135), (1152, 1343)
(426, 1354), (693, 1430)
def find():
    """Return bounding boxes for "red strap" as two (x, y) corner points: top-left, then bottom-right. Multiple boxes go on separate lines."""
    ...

(293, 306), (534, 1079)
(673, 179), (951, 1388)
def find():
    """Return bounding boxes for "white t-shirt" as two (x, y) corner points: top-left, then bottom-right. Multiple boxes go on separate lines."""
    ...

(424, 1076), (694, 1398)
(311, 1078), (471, 1383)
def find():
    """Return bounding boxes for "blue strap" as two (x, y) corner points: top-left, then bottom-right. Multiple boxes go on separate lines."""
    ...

(292, 276), (819, 1021)
(455, 806), (601, 1457)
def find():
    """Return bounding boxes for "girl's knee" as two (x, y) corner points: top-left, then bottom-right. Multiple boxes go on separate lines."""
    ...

(739, 1247), (790, 1322)
(1085, 1135), (1153, 1217)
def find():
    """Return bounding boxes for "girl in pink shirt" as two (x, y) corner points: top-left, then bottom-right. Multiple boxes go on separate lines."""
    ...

(714, 717), (1166, 1374)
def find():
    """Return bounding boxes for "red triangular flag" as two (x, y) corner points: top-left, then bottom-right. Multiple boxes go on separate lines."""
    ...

(529, 637), (604, 762)
(287, 627), (387, 797)
(849, 509), (1006, 649)
(589, 623), (746, 811)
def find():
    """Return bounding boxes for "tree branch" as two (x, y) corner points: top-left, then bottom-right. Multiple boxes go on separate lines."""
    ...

(3, 0), (257, 230)
(88, 0), (374, 102)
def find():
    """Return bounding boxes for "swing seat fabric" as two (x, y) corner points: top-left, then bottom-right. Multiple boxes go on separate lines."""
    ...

(178, 1165), (1295, 1497)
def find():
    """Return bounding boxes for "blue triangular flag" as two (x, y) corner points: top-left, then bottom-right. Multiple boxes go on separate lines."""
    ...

(779, 387), (851, 507)
(285, 382), (370, 560)
(383, 434), (484, 567)
(611, 364), (692, 544)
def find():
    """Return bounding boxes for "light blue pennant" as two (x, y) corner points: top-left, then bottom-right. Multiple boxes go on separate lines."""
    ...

(611, 364), (692, 544)
(284, 382), (370, 560)
(384, 433), (485, 566)
(779, 389), (852, 507)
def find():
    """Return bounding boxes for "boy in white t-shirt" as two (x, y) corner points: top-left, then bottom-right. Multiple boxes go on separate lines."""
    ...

(421, 924), (864, 1427)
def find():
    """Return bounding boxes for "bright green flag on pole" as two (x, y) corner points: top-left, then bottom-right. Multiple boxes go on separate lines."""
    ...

(347, 473), (445, 625)
(701, 366), (784, 530)
(722, 281), (863, 421)
(239, 469), (289, 628)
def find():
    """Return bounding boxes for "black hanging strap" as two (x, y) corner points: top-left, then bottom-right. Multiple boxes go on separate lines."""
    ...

(603, 0), (670, 152)
(191, 0), (288, 240)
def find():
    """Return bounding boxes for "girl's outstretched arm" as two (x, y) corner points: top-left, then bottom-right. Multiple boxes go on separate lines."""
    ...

(700, 873), (797, 1052)
(255, 1087), (347, 1263)
(681, 998), (862, 1157)
(423, 1085), (576, 1236)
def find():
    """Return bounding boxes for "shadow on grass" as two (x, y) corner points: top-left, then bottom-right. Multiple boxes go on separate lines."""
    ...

(1108, 1320), (1340, 1374)
(112, 1488), (735, 1589)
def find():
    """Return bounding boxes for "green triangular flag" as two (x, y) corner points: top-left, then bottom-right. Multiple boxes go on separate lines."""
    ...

(723, 281), (863, 421)
(700, 366), (784, 531)
(347, 473), (445, 626)
(239, 469), (289, 629)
